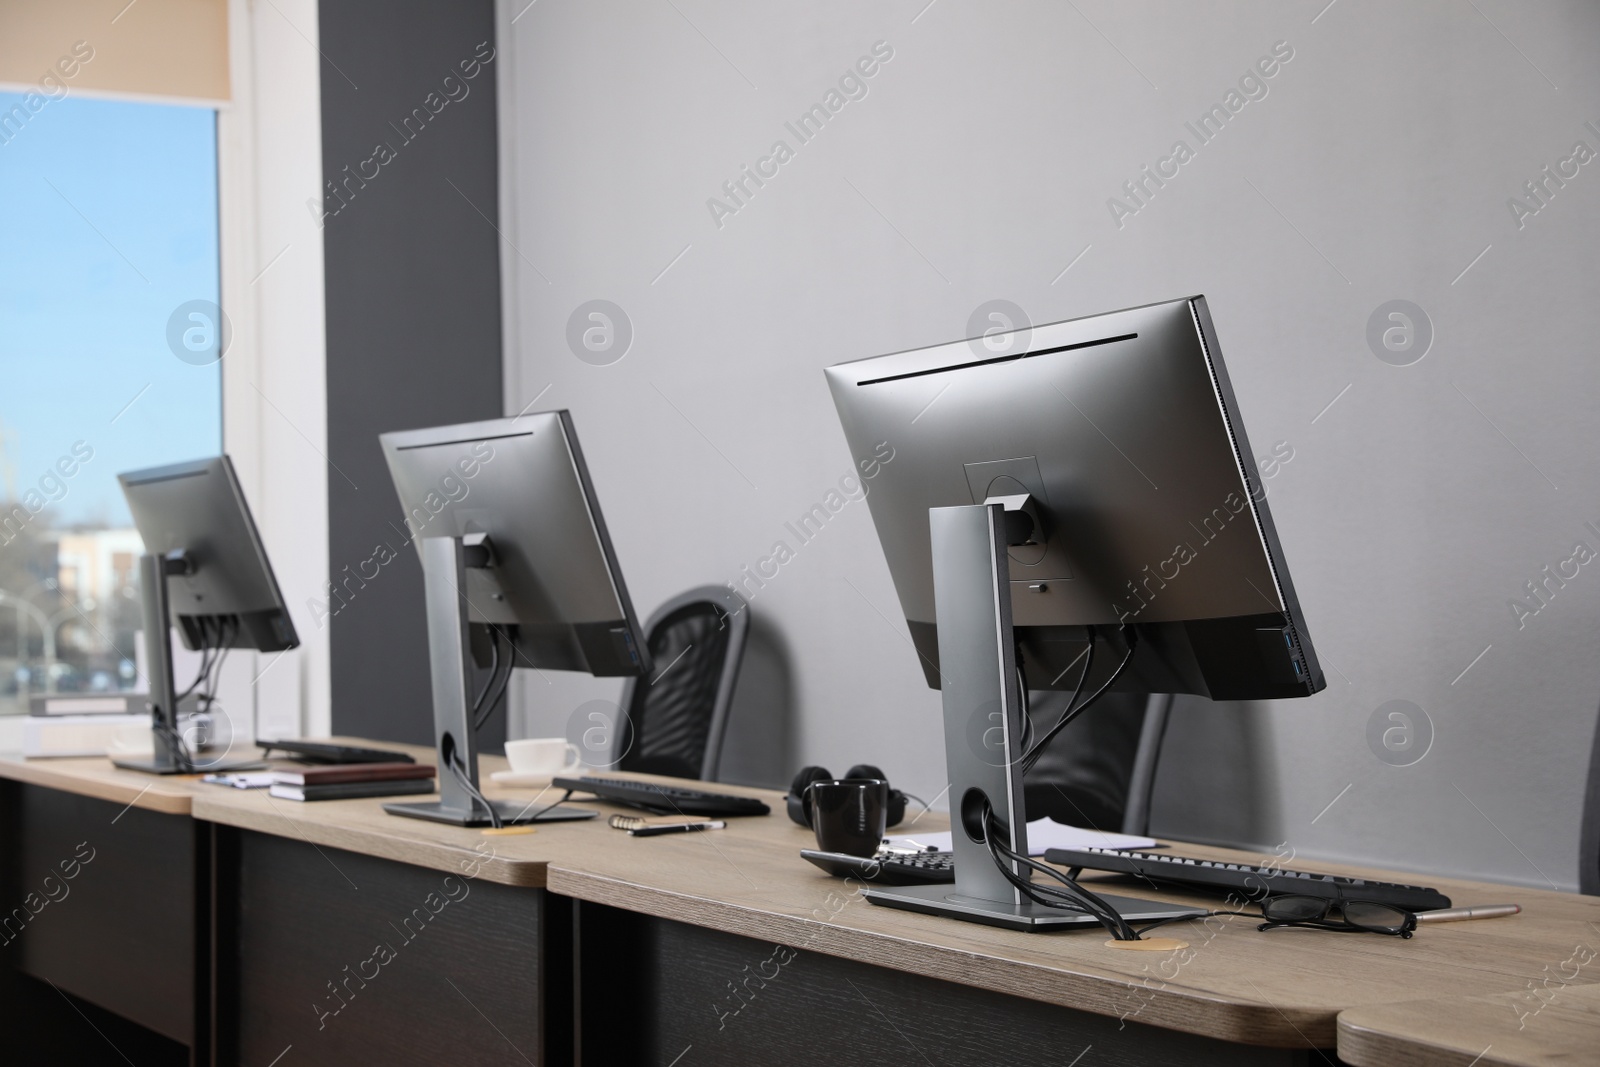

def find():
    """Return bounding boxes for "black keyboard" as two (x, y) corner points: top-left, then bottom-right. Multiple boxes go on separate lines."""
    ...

(259, 739), (415, 765)
(1045, 847), (1451, 912)
(801, 849), (955, 885)
(552, 776), (771, 817)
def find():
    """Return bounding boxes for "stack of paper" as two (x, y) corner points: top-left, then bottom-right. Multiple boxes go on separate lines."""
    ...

(884, 818), (1156, 856)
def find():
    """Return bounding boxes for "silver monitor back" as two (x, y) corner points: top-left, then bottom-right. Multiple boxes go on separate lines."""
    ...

(116, 455), (296, 774)
(379, 411), (649, 677)
(119, 456), (298, 653)
(826, 296), (1322, 701)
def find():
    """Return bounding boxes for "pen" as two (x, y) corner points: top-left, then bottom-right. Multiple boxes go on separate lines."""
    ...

(1415, 904), (1521, 923)
(628, 820), (726, 837)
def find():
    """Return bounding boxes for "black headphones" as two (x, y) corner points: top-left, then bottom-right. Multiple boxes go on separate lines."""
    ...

(785, 764), (909, 829)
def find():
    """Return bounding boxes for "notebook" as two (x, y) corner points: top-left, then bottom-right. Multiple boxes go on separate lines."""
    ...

(268, 778), (437, 802)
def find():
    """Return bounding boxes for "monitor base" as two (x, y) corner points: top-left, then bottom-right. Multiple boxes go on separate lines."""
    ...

(862, 881), (1200, 932)
(111, 756), (267, 776)
(383, 799), (598, 827)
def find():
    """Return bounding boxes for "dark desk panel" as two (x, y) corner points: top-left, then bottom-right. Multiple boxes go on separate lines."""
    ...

(220, 826), (564, 1067)
(0, 779), (204, 1054)
(574, 902), (1320, 1067)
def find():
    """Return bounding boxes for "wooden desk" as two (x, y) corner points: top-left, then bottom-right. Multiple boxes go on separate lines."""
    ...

(0, 751), (220, 1065)
(0, 750), (210, 815)
(1338, 981), (1600, 1066)
(533, 797), (1600, 1062)
(9, 744), (1600, 1066)
(183, 741), (563, 1067)
(192, 764), (1600, 1063)
(189, 744), (547, 886)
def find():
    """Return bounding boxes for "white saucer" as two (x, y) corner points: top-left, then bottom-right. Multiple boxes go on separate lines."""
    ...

(489, 770), (561, 788)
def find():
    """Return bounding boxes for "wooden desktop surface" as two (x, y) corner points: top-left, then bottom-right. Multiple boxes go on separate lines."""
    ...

(0, 749), (212, 815)
(10, 740), (1600, 1052)
(1338, 981), (1600, 1067)
(539, 809), (1598, 1049)
(190, 743), (1600, 1051)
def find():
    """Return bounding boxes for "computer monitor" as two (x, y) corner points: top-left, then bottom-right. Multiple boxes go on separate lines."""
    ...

(378, 411), (651, 826)
(116, 455), (299, 774)
(829, 296), (1322, 700)
(826, 295), (1324, 930)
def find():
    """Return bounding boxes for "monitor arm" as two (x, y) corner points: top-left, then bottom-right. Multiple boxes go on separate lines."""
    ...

(385, 534), (595, 827)
(984, 492), (1041, 548)
(418, 534), (489, 823)
(146, 550), (191, 770)
(858, 503), (1187, 930)
(114, 550), (196, 774)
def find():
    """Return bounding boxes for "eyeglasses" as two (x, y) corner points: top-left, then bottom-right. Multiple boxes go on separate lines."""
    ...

(1258, 895), (1417, 938)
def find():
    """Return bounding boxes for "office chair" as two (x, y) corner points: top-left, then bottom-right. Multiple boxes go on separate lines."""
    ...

(1581, 704), (1600, 895)
(611, 586), (750, 781)
(1022, 691), (1172, 836)
(1123, 694), (1174, 836)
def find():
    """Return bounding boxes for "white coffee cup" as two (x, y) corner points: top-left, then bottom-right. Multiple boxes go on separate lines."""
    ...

(504, 737), (582, 777)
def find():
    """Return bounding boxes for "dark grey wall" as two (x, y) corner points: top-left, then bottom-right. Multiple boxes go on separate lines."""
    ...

(319, 0), (503, 747)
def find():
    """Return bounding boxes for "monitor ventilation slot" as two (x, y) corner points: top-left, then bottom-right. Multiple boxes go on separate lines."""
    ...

(856, 333), (1137, 386)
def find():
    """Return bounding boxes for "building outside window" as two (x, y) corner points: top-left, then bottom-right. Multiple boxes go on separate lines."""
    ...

(0, 91), (221, 714)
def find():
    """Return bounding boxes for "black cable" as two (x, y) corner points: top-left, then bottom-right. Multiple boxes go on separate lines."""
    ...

(466, 764), (502, 828)
(449, 755), (503, 829)
(986, 839), (1135, 941)
(176, 617), (216, 701)
(983, 812), (1133, 937)
(1021, 628), (1138, 775)
(983, 805), (1141, 940)
(202, 617), (226, 689)
(510, 786), (575, 825)
(197, 618), (234, 714)
(154, 716), (194, 773)
(1011, 860), (1136, 939)
(986, 632), (1146, 939)
(469, 627), (503, 724)
(439, 727), (502, 828)
(445, 627), (517, 828)
(474, 628), (513, 732)
(473, 628), (513, 730)
(1016, 652), (1034, 754)
(993, 841), (1134, 937)
(1019, 630), (1095, 771)
(1132, 910), (1257, 935)
(163, 618), (232, 772)
(187, 618), (238, 767)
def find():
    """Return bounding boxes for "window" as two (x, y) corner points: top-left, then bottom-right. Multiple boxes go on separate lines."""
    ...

(0, 92), (221, 714)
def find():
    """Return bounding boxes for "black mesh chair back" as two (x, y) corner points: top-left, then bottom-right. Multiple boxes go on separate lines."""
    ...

(1021, 691), (1173, 835)
(1581, 700), (1600, 895)
(613, 586), (750, 781)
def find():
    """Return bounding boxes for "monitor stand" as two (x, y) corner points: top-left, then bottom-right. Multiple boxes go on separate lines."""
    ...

(112, 550), (264, 776)
(860, 503), (1191, 932)
(112, 753), (268, 776)
(383, 535), (597, 827)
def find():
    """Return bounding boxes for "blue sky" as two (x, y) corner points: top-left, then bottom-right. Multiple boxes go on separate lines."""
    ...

(0, 91), (221, 527)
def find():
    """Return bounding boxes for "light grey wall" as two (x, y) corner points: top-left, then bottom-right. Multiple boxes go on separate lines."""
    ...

(496, 0), (1600, 891)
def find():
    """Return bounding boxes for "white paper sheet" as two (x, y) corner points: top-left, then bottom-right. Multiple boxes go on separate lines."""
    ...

(884, 818), (1156, 856)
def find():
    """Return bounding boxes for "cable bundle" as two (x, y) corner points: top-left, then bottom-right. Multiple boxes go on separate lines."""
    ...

(983, 806), (1141, 940)
(160, 616), (239, 772)
(988, 624), (1145, 940)
(1020, 626), (1138, 776)
(472, 626), (514, 732)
